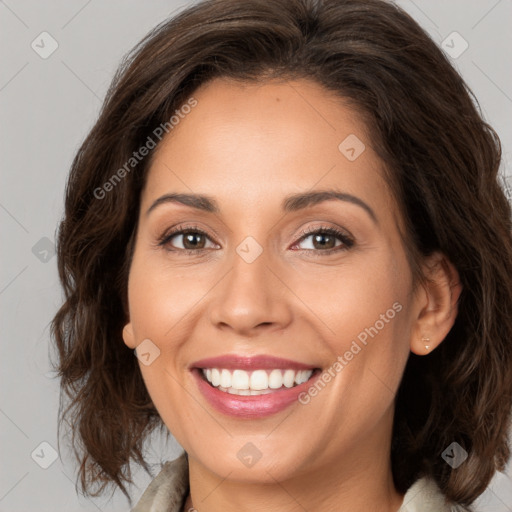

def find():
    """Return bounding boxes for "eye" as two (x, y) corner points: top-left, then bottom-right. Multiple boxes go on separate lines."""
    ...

(291, 225), (354, 254)
(157, 223), (354, 256)
(157, 224), (219, 254)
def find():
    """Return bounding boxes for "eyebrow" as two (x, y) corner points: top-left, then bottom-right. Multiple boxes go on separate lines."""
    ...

(146, 190), (378, 224)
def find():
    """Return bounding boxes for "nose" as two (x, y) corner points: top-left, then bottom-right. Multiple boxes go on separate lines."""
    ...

(208, 246), (293, 336)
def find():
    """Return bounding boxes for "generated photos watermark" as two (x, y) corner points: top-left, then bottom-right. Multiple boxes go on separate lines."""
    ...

(93, 96), (198, 200)
(298, 301), (403, 405)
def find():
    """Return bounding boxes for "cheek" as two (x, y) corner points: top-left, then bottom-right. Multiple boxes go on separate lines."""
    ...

(127, 255), (207, 342)
(126, 256), (193, 425)
(294, 250), (409, 347)
(296, 250), (412, 401)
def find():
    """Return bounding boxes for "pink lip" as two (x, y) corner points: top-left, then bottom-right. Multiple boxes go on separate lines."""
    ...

(191, 366), (321, 419)
(191, 354), (317, 371)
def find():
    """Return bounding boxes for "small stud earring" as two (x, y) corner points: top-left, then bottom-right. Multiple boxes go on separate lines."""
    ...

(422, 337), (431, 350)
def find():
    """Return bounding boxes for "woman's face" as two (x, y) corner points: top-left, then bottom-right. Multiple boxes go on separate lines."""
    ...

(123, 77), (422, 484)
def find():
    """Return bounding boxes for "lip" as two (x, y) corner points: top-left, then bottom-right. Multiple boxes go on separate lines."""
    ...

(191, 364), (321, 419)
(190, 354), (317, 371)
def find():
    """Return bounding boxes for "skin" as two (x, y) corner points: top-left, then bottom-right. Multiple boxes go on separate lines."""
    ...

(123, 77), (462, 512)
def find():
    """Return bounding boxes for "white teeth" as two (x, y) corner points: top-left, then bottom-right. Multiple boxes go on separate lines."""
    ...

(232, 369), (249, 389)
(295, 370), (311, 385)
(211, 368), (221, 387)
(250, 370), (268, 390)
(220, 369), (231, 388)
(268, 369), (283, 389)
(201, 368), (314, 394)
(283, 369), (295, 388)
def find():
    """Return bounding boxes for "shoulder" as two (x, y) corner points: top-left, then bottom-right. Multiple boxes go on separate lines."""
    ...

(399, 477), (465, 512)
(131, 451), (189, 512)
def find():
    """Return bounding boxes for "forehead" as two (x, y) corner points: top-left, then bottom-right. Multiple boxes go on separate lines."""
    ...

(142, 77), (396, 223)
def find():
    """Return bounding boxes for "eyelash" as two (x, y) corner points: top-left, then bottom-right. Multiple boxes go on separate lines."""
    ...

(293, 225), (355, 255)
(157, 223), (355, 257)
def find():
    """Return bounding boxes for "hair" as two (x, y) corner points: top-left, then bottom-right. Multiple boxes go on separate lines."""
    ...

(50, 0), (512, 508)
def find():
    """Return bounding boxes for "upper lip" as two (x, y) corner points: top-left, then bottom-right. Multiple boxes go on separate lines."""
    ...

(191, 354), (318, 371)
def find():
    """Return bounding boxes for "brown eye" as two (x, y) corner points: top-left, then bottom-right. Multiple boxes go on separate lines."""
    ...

(292, 226), (354, 254)
(178, 231), (208, 250)
(306, 232), (338, 250)
(158, 225), (218, 253)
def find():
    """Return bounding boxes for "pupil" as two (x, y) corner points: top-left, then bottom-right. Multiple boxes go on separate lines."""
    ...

(314, 233), (334, 249)
(184, 233), (204, 249)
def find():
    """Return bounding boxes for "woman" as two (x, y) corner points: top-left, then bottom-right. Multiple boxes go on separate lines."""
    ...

(51, 0), (512, 510)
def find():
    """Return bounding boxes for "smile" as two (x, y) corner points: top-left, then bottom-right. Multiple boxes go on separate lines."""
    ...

(190, 354), (321, 418)
(201, 368), (314, 395)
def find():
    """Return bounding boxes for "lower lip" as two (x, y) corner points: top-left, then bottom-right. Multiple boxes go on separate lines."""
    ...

(191, 368), (320, 419)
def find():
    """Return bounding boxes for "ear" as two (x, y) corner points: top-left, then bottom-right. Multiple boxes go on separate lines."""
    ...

(410, 251), (462, 355)
(122, 321), (137, 349)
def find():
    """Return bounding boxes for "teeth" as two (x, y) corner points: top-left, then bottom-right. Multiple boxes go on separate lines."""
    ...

(211, 368), (221, 387)
(201, 368), (314, 394)
(220, 369), (231, 388)
(232, 369), (249, 389)
(268, 369), (283, 389)
(283, 369), (295, 388)
(250, 370), (268, 390)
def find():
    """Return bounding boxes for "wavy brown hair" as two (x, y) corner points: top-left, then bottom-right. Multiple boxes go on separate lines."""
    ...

(50, 0), (512, 508)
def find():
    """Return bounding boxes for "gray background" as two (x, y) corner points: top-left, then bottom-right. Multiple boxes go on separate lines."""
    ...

(1, 0), (511, 510)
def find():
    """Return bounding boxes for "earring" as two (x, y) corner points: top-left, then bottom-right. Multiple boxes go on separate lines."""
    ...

(421, 337), (431, 350)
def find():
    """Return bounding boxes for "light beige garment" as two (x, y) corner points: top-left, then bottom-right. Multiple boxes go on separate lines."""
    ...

(131, 452), (189, 512)
(398, 476), (462, 512)
(131, 450), (461, 512)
